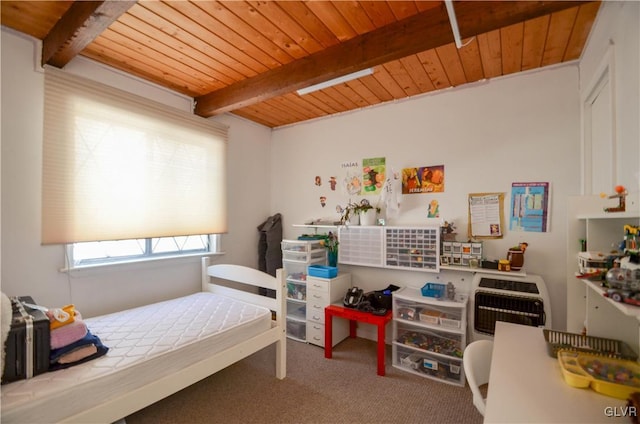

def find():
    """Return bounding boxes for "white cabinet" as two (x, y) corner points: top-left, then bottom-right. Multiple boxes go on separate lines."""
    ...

(566, 195), (640, 354)
(391, 287), (467, 386)
(306, 273), (351, 348)
(282, 239), (326, 341)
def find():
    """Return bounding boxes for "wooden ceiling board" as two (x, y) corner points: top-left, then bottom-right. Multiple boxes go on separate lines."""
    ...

(359, 74), (395, 103)
(436, 43), (467, 87)
(564, 2), (600, 61)
(126, 4), (248, 83)
(0, 0), (601, 128)
(332, 1), (377, 35)
(246, 1), (325, 56)
(372, 66), (408, 99)
(304, 1), (358, 42)
(276, 1), (341, 49)
(541, 7), (579, 67)
(383, 60), (421, 97)
(344, 78), (385, 107)
(358, 1), (397, 28)
(417, 49), (451, 90)
(192, 1), (286, 70)
(500, 22), (524, 76)
(111, 14), (230, 90)
(477, 30), (502, 79)
(0, 1), (72, 39)
(399, 55), (437, 93)
(387, 0), (422, 20)
(521, 15), (550, 71)
(458, 37), (485, 82)
(145, 1), (265, 76)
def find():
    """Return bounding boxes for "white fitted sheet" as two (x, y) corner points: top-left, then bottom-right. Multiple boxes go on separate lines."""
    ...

(1, 292), (272, 423)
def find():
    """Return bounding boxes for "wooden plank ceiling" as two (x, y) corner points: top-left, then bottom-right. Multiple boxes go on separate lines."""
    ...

(1, 1), (601, 128)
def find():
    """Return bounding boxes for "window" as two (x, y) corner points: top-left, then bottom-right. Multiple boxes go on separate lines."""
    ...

(42, 67), (228, 247)
(66, 234), (221, 269)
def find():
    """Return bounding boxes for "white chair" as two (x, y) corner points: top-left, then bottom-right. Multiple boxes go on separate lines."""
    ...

(463, 339), (494, 416)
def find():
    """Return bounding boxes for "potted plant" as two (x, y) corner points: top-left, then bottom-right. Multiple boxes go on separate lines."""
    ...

(355, 199), (380, 226)
(320, 231), (339, 267)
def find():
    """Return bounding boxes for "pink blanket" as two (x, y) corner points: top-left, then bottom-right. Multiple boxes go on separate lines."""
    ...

(50, 314), (88, 349)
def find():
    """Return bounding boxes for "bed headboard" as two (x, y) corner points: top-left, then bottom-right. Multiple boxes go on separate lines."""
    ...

(201, 257), (285, 324)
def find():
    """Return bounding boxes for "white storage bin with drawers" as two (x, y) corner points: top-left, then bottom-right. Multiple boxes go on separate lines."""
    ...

(392, 286), (468, 386)
(282, 239), (326, 341)
(305, 273), (351, 348)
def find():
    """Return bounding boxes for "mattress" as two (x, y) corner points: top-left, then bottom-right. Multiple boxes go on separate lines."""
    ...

(1, 292), (272, 423)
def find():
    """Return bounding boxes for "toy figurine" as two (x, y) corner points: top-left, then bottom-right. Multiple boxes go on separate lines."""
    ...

(601, 185), (628, 213)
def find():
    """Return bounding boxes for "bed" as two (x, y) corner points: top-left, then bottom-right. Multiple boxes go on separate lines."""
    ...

(1, 258), (286, 423)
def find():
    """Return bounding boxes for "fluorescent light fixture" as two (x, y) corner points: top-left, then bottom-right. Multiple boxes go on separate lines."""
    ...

(444, 0), (463, 49)
(296, 68), (374, 95)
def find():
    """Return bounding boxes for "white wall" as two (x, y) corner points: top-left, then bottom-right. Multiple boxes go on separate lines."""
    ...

(0, 29), (272, 317)
(272, 64), (582, 332)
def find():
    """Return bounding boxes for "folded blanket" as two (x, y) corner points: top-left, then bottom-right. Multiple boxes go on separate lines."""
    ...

(50, 313), (88, 349)
(49, 330), (108, 371)
(57, 345), (97, 364)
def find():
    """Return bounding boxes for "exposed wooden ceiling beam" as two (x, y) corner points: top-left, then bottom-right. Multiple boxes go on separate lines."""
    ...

(42, 0), (137, 68)
(195, 1), (590, 117)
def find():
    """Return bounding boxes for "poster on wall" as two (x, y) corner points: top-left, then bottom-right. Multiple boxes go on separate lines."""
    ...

(362, 157), (386, 195)
(341, 159), (362, 195)
(401, 165), (445, 194)
(468, 192), (505, 238)
(509, 182), (551, 232)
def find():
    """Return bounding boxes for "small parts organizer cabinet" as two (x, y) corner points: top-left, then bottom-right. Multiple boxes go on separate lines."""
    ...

(385, 227), (439, 271)
(282, 239), (326, 341)
(306, 273), (351, 348)
(392, 287), (468, 386)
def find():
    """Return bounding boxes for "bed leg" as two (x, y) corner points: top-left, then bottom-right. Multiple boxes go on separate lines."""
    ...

(275, 336), (286, 379)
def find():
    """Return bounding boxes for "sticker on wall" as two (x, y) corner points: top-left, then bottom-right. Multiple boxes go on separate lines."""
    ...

(314, 176), (322, 186)
(427, 199), (440, 218)
(402, 165), (445, 194)
(362, 157), (386, 195)
(320, 196), (327, 207)
(329, 176), (337, 191)
(509, 182), (550, 232)
(341, 160), (362, 195)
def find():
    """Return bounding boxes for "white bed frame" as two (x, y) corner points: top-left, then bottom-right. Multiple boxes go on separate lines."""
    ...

(61, 258), (286, 423)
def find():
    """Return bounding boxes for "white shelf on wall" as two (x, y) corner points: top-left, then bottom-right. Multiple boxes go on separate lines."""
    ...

(583, 278), (640, 321)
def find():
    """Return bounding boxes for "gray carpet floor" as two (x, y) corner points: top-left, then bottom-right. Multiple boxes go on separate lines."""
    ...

(126, 336), (483, 424)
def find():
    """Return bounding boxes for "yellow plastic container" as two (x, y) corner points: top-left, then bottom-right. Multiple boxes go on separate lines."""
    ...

(558, 351), (640, 399)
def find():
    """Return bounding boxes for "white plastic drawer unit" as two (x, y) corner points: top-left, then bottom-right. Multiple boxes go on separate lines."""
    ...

(281, 239), (326, 262)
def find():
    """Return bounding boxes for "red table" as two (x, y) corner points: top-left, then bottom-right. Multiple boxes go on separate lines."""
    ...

(324, 304), (393, 376)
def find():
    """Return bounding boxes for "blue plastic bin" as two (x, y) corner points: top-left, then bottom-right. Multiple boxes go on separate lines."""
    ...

(308, 265), (338, 278)
(421, 282), (446, 298)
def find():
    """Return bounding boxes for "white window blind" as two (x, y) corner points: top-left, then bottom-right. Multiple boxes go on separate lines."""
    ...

(42, 68), (228, 245)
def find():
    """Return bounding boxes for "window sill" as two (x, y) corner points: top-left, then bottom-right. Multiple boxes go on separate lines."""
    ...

(60, 251), (225, 273)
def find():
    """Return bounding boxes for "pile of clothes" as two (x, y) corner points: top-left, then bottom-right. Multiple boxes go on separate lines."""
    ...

(46, 304), (108, 371)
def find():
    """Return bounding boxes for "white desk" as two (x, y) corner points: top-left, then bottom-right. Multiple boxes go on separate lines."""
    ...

(484, 322), (629, 423)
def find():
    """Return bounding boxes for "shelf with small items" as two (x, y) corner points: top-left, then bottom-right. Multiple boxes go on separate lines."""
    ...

(392, 286), (467, 386)
(439, 265), (527, 277)
(581, 278), (640, 321)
